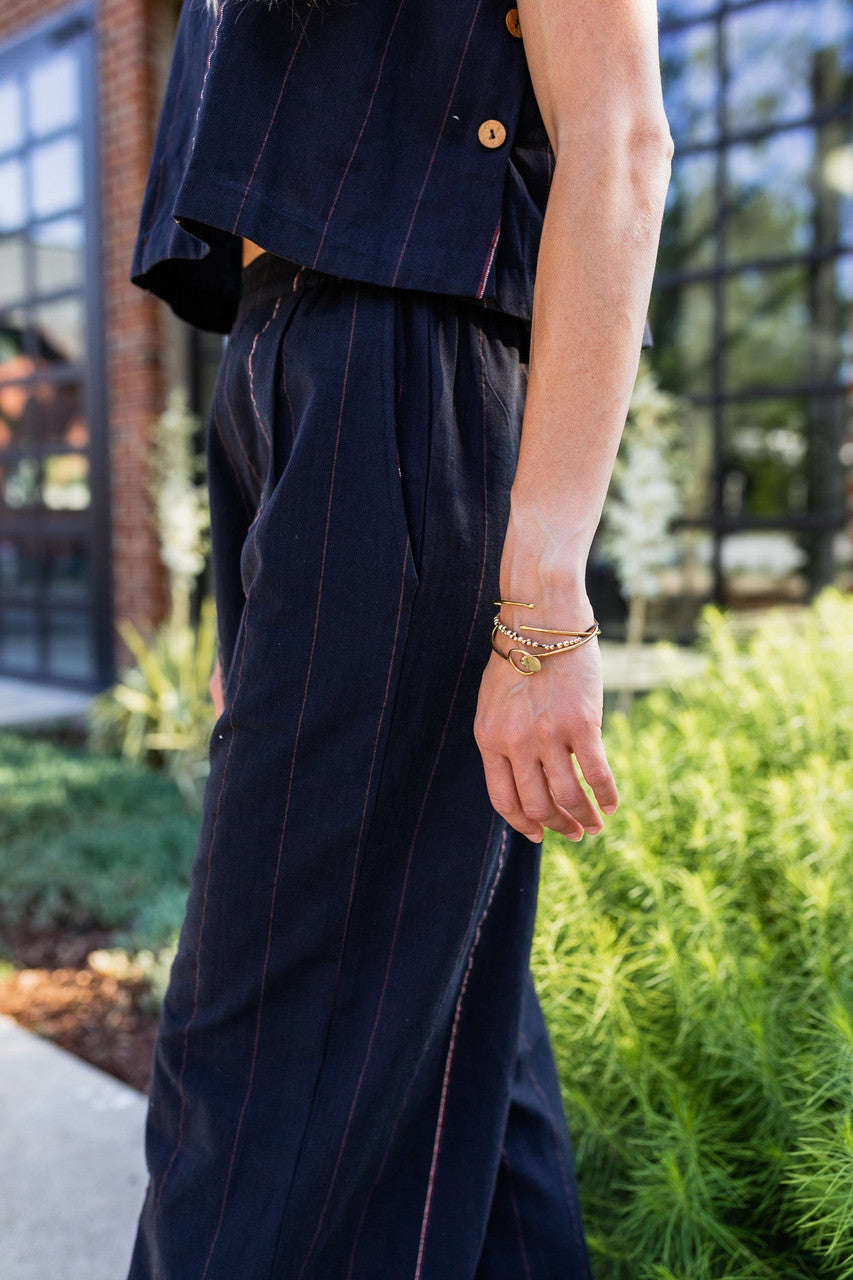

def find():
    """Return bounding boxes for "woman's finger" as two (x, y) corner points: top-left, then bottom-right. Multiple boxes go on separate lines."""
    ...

(541, 746), (603, 834)
(571, 729), (619, 815)
(479, 748), (545, 842)
(512, 758), (585, 842)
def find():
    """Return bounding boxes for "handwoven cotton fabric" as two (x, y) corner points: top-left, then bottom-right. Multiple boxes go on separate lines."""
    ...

(126, 252), (593, 1280)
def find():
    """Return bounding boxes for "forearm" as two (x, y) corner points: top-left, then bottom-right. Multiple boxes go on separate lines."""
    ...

(475, 0), (672, 844)
(503, 128), (672, 617)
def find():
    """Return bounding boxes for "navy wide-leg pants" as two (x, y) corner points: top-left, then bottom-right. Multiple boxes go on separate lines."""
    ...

(126, 253), (593, 1280)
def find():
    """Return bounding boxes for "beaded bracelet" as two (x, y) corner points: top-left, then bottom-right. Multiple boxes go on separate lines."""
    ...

(493, 615), (599, 652)
(489, 599), (601, 676)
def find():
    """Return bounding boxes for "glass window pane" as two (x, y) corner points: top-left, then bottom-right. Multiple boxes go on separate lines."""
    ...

(0, 76), (24, 155)
(815, 119), (853, 253)
(0, 537), (88, 603)
(31, 296), (85, 365)
(0, 306), (29, 426)
(0, 451), (91, 518)
(30, 134), (82, 218)
(1, 455), (42, 513)
(0, 157), (27, 231)
(43, 451), (90, 511)
(724, 264), (846, 391)
(0, 536), (41, 598)
(679, 406), (715, 521)
(726, 130), (814, 263)
(27, 49), (81, 138)
(0, 234), (26, 307)
(723, 399), (809, 519)
(725, 266), (808, 390)
(660, 153), (717, 273)
(0, 379), (86, 451)
(839, 254), (853, 315)
(47, 607), (94, 680)
(0, 21), (97, 686)
(0, 604), (40, 672)
(726, 0), (853, 132)
(727, 120), (851, 261)
(721, 531), (809, 604)
(649, 282), (716, 394)
(660, 22), (718, 146)
(32, 214), (85, 294)
(659, 1), (717, 24)
(45, 538), (91, 603)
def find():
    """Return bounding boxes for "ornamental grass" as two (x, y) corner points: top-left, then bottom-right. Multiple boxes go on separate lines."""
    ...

(533, 589), (853, 1279)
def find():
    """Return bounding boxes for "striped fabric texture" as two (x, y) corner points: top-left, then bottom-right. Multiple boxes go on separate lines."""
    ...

(130, 0), (555, 333)
(125, 253), (594, 1280)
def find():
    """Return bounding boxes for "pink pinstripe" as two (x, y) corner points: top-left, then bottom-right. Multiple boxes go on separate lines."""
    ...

(221, 372), (262, 491)
(411, 319), (494, 1279)
(476, 219), (502, 299)
(152, 520), (257, 1220)
(312, 0), (409, 269)
(247, 296), (283, 448)
(299, 320), (495, 1277)
(412, 831), (507, 1280)
(391, 0), (483, 287)
(198, 290), (362, 1280)
(327, 541), (411, 1002)
(191, 0), (226, 160)
(519, 1029), (585, 1245)
(293, 541), (412, 1274)
(502, 1150), (534, 1280)
(213, 402), (255, 517)
(343, 812), (499, 1280)
(231, 31), (307, 231)
(143, 28), (191, 254)
(280, 320), (297, 447)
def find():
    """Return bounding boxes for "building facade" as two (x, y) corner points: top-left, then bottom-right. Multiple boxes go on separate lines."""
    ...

(0, 0), (850, 687)
(644, 0), (852, 617)
(0, 0), (221, 690)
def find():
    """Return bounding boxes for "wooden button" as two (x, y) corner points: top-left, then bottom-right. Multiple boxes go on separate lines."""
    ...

(478, 119), (507, 149)
(506, 8), (522, 37)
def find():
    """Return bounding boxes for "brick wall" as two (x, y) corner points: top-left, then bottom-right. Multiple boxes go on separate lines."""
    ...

(0, 0), (174, 677)
(98, 0), (170, 650)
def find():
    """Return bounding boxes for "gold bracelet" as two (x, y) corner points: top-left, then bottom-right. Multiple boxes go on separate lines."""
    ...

(489, 619), (600, 675)
(492, 599), (598, 636)
(493, 614), (598, 651)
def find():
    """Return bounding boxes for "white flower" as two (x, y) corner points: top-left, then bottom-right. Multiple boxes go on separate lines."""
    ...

(148, 387), (211, 622)
(602, 368), (687, 603)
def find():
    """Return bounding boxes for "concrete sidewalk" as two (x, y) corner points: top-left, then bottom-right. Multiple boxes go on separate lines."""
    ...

(0, 645), (707, 1280)
(0, 1015), (148, 1280)
(0, 676), (93, 730)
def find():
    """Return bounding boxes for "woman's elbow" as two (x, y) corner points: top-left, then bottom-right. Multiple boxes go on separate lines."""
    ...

(626, 115), (675, 191)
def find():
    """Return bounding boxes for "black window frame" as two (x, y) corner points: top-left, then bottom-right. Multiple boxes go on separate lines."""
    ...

(651, 0), (852, 602)
(0, 2), (112, 690)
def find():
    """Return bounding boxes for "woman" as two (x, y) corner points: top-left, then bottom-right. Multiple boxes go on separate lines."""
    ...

(126, 1), (672, 1276)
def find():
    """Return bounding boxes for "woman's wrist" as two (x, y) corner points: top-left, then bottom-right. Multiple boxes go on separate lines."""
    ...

(496, 571), (596, 635)
(498, 513), (596, 631)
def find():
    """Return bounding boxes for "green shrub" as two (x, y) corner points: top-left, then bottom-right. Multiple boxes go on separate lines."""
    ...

(86, 594), (218, 810)
(533, 590), (853, 1278)
(0, 733), (196, 948)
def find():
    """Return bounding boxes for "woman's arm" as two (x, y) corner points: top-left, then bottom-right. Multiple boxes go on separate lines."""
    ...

(474, 0), (673, 843)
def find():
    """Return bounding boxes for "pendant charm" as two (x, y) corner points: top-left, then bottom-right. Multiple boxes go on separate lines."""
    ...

(508, 649), (540, 675)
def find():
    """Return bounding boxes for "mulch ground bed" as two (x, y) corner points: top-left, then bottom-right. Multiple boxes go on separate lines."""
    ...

(0, 927), (158, 1094)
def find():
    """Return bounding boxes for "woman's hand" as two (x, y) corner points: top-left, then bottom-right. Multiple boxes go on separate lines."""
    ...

(209, 657), (225, 718)
(470, 0), (670, 843)
(474, 609), (617, 843)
